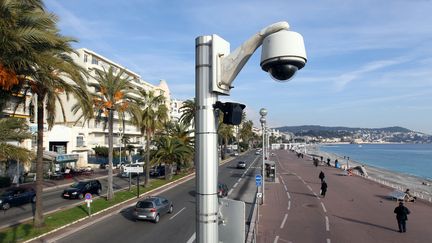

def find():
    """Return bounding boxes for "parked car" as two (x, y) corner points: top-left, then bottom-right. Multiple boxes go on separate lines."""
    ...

(62, 180), (102, 199)
(218, 183), (228, 198)
(133, 196), (173, 223)
(149, 166), (165, 177)
(0, 187), (36, 210)
(237, 161), (246, 169)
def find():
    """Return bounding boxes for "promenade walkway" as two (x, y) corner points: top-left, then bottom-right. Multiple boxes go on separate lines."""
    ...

(257, 150), (432, 243)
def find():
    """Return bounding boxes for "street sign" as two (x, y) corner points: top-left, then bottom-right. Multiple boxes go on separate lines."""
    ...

(123, 166), (144, 173)
(85, 193), (92, 201)
(255, 174), (262, 187)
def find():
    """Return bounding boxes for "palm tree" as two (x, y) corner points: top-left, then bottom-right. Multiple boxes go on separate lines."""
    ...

(153, 136), (192, 180)
(131, 90), (168, 187)
(85, 67), (138, 200)
(218, 122), (234, 160)
(179, 99), (195, 128)
(0, 118), (33, 165)
(1, 1), (91, 227)
(166, 122), (194, 171)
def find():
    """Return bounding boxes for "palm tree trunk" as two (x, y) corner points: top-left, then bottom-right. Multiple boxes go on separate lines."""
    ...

(107, 109), (114, 200)
(144, 130), (150, 187)
(34, 94), (45, 227)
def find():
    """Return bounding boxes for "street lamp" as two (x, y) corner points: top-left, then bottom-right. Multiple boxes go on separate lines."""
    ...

(259, 109), (267, 204)
(195, 21), (307, 243)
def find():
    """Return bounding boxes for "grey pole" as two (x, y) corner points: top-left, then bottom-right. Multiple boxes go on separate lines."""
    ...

(195, 35), (219, 243)
(259, 110), (267, 204)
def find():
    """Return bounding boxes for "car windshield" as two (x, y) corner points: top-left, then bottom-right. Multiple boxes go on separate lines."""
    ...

(70, 182), (85, 189)
(136, 201), (154, 208)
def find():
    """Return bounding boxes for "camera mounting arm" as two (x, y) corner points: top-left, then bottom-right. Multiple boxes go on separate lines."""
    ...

(213, 21), (290, 94)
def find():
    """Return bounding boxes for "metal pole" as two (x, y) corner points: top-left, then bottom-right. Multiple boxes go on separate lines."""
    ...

(17, 159), (20, 187)
(261, 122), (265, 204)
(195, 35), (219, 243)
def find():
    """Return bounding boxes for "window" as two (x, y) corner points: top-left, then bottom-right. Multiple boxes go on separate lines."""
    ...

(84, 54), (88, 63)
(77, 136), (84, 147)
(91, 56), (99, 65)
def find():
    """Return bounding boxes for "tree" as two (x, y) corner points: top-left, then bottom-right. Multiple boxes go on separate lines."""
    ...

(240, 119), (254, 150)
(0, 118), (33, 164)
(85, 67), (137, 200)
(131, 89), (168, 187)
(179, 99), (195, 128)
(1, 1), (91, 227)
(153, 136), (192, 180)
(166, 122), (194, 171)
(218, 122), (234, 160)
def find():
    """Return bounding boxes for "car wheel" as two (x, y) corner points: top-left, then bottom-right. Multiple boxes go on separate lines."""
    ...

(2, 203), (10, 210)
(97, 188), (102, 195)
(78, 193), (84, 200)
(31, 196), (36, 203)
(154, 214), (160, 223)
(168, 205), (173, 214)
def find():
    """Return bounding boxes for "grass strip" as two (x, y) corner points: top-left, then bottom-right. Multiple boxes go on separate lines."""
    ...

(0, 173), (188, 243)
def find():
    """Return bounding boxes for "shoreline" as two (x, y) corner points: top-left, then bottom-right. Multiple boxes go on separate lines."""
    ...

(304, 144), (432, 201)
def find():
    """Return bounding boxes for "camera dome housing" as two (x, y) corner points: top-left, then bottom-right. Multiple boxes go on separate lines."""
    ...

(260, 30), (307, 81)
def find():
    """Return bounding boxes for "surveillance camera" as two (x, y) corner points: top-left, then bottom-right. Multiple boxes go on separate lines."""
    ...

(260, 30), (307, 81)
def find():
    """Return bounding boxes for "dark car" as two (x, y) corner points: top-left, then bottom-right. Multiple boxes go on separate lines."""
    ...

(218, 183), (228, 198)
(237, 161), (246, 169)
(62, 180), (102, 199)
(133, 196), (173, 223)
(0, 187), (36, 210)
(149, 166), (165, 177)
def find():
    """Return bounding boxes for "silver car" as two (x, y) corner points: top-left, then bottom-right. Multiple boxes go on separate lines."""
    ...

(133, 196), (173, 223)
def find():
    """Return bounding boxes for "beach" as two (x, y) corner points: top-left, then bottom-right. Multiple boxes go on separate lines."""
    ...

(304, 144), (432, 202)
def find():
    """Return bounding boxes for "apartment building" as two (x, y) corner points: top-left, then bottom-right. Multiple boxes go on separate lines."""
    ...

(3, 48), (175, 169)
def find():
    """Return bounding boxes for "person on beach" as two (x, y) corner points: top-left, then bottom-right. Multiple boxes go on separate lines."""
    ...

(405, 189), (417, 202)
(319, 171), (325, 182)
(394, 201), (410, 233)
(320, 180), (328, 197)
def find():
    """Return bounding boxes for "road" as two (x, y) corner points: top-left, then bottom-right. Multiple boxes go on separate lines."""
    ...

(52, 151), (260, 243)
(0, 172), (143, 229)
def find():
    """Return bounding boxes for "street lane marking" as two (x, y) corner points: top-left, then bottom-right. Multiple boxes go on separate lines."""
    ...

(280, 213), (288, 229)
(327, 238), (331, 243)
(228, 188), (234, 195)
(283, 184), (288, 191)
(169, 207), (186, 220)
(286, 192), (291, 199)
(321, 202), (327, 213)
(325, 216), (330, 231)
(187, 233), (196, 243)
(313, 192), (318, 197)
(273, 235), (279, 243)
(237, 178), (241, 183)
(288, 200), (291, 210)
(307, 185), (313, 191)
(233, 182), (239, 188)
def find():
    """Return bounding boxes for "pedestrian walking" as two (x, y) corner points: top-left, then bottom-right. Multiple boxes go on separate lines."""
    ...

(320, 180), (328, 197)
(394, 201), (410, 233)
(319, 171), (325, 182)
(326, 158), (331, 166)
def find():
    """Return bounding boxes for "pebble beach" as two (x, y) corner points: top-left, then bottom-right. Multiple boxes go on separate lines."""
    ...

(304, 144), (432, 202)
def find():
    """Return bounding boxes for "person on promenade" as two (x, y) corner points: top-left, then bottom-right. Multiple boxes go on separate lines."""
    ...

(334, 159), (339, 168)
(326, 158), (331, 166)
(394, 201), (410, 233)
(319, 171), (325, 182)
(320, 180), (328, 197)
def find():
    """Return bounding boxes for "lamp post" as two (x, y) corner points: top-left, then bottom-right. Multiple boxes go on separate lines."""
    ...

(119, 127), (123, 165)
(259, 109), (267, 204)
(195, 22), (306, 243)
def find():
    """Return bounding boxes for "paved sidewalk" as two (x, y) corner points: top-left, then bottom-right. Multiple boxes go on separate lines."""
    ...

(257, 150), (432, 243)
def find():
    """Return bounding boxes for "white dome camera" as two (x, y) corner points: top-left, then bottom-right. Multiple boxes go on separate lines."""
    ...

(260, 30), (307, 81)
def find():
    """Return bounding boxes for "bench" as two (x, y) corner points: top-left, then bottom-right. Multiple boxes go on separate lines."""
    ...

(389, 190), (407, 201)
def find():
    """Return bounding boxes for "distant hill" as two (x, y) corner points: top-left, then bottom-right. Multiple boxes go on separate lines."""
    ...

(274, 125), (413, 134)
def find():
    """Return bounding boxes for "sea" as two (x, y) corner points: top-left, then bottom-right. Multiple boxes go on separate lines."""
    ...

(319, 143), (432, 180)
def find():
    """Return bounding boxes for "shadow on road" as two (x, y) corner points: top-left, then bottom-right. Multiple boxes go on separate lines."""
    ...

(333, 214), (397, 232)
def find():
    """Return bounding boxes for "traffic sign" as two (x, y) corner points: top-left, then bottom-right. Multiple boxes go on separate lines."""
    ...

(123, 166), (144, 173)
(255, 174), (262, 187)
(85, 193), (92, 201)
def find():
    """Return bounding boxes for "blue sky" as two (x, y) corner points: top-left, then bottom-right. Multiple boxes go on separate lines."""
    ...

(45, 0), (432, 134)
